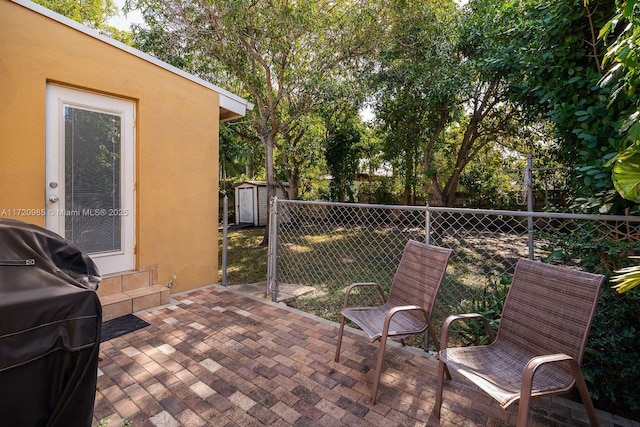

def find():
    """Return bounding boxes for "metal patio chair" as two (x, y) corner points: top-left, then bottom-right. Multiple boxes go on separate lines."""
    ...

(433, 259), (604, 426)
(334, 240), (453, 404)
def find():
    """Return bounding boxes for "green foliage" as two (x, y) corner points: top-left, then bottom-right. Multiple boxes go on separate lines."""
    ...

(584, 286), (640, 418)
(371, 0), (537, 206)
(451, 276), (510, 346)
(34, 0), (118, 27)
(275, 112), (326, 200)
(33, 0), (133, 44)
(458, 145), (528, 209)
(600, 0), (640, 205)
(460, 165), (514, 209)
(220, 121), (262, 180)
(538, 222), (640, 419)
(356, 180), (397, 205)
(468, 0), (634, 213)
(611, 145), (640, 202)
(326, 124), (362, 202)
(313, 85), (368, 202)
(371, 0), (463, 205)
(131, 0), (385, 204)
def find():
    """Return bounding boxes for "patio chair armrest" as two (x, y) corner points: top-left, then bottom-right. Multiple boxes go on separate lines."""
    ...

(440, 313), (495, 350)
(382, 305), (429, 336)
(522, 353), (578, 395)
(343, 282), (386, 308)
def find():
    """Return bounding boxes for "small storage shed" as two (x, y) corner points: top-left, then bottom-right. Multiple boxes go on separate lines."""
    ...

(234, 181), (288, 226)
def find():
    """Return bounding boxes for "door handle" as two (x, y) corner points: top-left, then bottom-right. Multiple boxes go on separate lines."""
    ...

(49, 195), (59, 203)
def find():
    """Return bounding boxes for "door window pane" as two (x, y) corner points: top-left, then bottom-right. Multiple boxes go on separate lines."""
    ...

(64, 106), (121, 254)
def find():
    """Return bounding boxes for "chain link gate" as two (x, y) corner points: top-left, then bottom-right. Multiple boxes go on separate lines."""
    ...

(267, 198), (640, 348)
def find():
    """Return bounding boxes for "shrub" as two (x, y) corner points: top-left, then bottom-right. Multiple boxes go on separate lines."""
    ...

(539, 223), (640, 420)
(450, 276), (510, 346)
(584, 287), (640, 418)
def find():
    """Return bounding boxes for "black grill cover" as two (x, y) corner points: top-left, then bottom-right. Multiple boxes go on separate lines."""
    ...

(0, 218), (102, 427)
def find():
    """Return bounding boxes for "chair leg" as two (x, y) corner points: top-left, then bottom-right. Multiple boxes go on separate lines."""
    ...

(516, 394), (532, 427)
(571, 363), (600, 427)
(517, 360), (536, 427)
(433, 359), (446, 418)
(428, 321), (451, 380)
(335, 316), (346, 363)
(518, 359), (599, 427)
(370, 334), (389, 404)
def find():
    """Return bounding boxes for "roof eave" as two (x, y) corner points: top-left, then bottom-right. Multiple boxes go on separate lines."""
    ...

(12, 0), (254, 120)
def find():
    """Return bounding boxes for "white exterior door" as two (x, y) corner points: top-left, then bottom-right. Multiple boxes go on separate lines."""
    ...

(45, 84), (135, 274)
(238, 187), (255, 224)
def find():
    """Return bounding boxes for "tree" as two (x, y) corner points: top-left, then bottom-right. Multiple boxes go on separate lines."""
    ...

(376, 94), (430, 205)
(35, 0), (117, 26)
(600, 0), (640, 204)
(219, 121), (263, 185)
(372, 0), (530, 207)
(130, 0), (384, 243)
(371, 1), (458, 205)
(467, 0), (635, 213)
(313, 81), (369, 202)
(34, 0), (133, 44)
(325, 121), (363, 202)
(597, 0), (640, 298)
(277, 113), (326, 201)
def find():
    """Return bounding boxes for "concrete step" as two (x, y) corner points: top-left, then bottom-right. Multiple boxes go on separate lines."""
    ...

(98, 269), (169, 322)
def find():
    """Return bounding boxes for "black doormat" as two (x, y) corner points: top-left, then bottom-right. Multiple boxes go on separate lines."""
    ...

(101, 314), (150, 342)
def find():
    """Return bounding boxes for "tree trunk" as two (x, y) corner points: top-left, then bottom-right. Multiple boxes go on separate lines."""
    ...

(285, 168), (299, 200)
(402, 184), (411, 205)
(423, 108), (449, 207)
(430, 187), (445, 207)
(441, 109), (483, 207)
(245, 152), (253, 177)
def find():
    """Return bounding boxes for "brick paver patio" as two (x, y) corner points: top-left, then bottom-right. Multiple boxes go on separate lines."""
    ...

(93, 285), (635, 427)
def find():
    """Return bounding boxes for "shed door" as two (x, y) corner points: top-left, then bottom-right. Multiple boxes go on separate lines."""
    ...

(45, 84), (135, 274)
(238, 187), (254, 224)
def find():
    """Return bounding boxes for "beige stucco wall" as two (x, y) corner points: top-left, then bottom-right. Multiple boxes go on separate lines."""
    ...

(0, 1), (222, 293)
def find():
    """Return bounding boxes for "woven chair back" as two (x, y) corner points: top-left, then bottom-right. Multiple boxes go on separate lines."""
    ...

(498, 259), (603, 363)
(386, 240), (452, 322)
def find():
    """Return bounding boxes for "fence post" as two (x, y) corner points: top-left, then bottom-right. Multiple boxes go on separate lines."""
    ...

(425, 204), (431, 245)
(267, 196), (279, 301)
(222, 195), (228, 287)
(526, 154), (534, 259)
(424, 203), (431, 352)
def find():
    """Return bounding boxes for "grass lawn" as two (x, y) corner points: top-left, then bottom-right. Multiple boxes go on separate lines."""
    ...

(217, 226), (427, 343)
(218, 227), (269, 285)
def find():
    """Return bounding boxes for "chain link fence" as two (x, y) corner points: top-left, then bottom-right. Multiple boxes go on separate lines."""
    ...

(267, 199), (640, 345)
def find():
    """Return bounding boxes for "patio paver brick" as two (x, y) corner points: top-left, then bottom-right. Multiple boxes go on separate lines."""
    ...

(93, 284), (636, 427)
